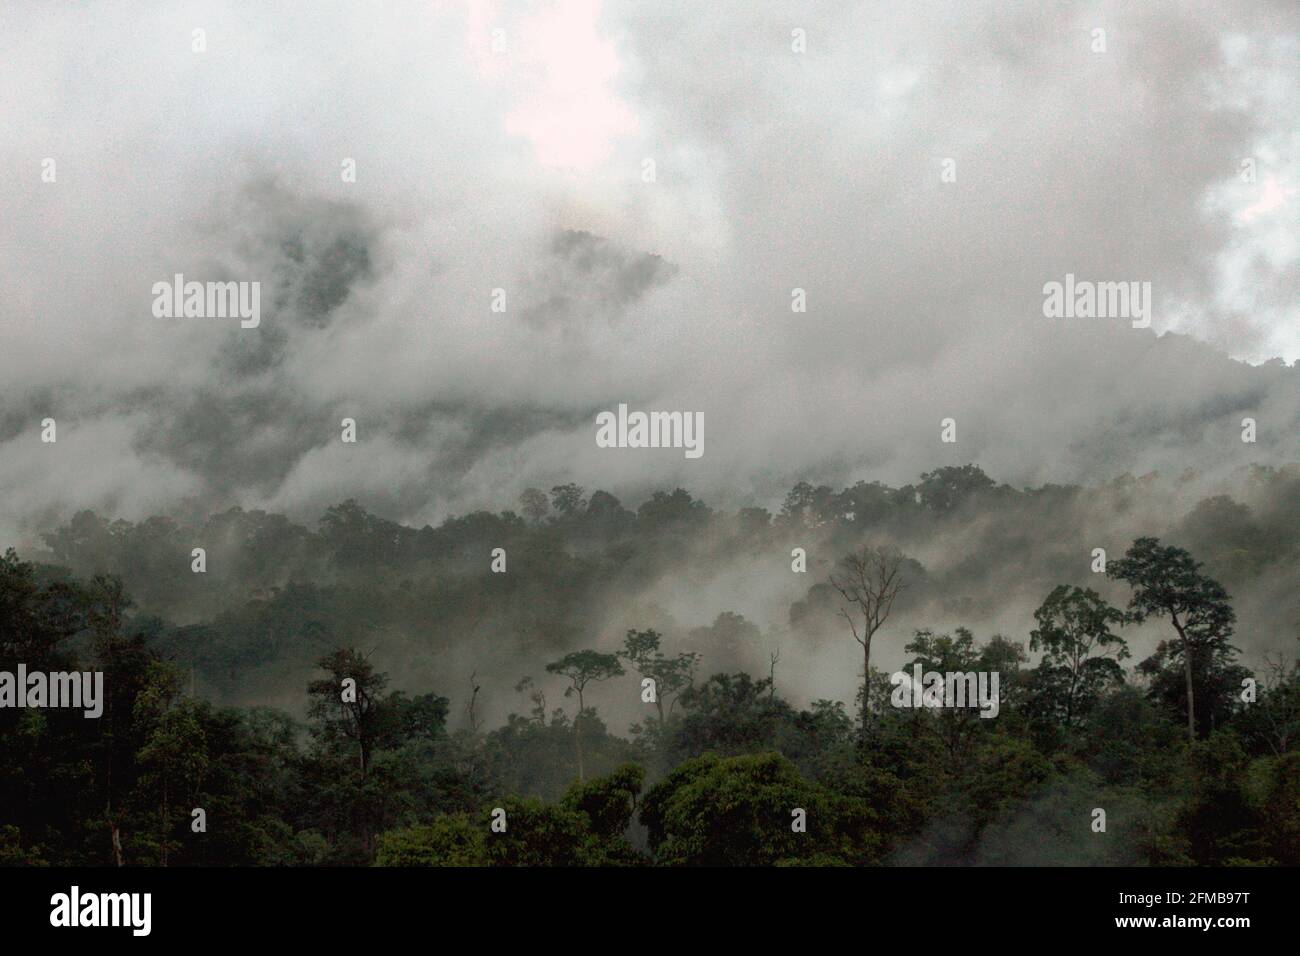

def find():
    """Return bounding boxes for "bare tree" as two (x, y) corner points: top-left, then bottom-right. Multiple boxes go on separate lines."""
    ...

(830, 545), (907, 735)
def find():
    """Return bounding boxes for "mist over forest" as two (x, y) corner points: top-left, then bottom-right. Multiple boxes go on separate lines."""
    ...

(22, 463), (1300, 724)
(3, 461), (1297, 866)
(2, 0), (1297, 873)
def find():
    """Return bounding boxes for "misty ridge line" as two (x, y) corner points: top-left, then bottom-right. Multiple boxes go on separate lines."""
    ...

(19, 461), (1297, 725)
(2, 0), (1297, 880)
(6, 1), (1296, 583)
(8, 167), (1296, 545)
(10, 306), (1292, 550)
(24, 462), (1298, 597)
(14, 461), (1277, 627)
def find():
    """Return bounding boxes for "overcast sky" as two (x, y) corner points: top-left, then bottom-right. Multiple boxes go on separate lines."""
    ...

(1, 0), (1296, 543)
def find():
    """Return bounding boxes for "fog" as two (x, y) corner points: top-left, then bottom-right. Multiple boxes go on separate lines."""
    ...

(1, 1), (1297, 733)
(2, 0), (1296, 550)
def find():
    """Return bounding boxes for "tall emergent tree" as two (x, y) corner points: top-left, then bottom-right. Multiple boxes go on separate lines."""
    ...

(619, 628), (700, 729)
(1029, 585), (1128, 727)
(546, 649), (625, 781)
(519, 488), (550, 524)
(1108, 537), (1237, 739)
(830, 545), (907, 735)
(307, 647), (388, 776)
(133, 660), (208, 866)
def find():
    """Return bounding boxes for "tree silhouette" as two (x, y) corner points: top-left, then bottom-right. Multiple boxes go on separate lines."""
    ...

(1109, 538), (1237, 739)
(546, 650), (624, 781)
(830, 545), (907, 735)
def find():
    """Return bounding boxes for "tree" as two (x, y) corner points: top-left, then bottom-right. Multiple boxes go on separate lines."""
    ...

(668, 674), (859, 780)
(830, 545), (907, 735)
(318, 500), (408, 571)
(1137, 639), (1250, 739)
(1257, 751), (1300, 864)
(561, 762), (644, 853)
(1236, 655), (1300, 757)
(478, 795), (628, 865)
(586, 490), (631, 523)
(307, 648), (388, 776)
(901, 628), (998, 758)
(549, 484), (587, 516)
(375, 766), (645, 867)
(636, 489), (710, 528)
(380, 690), (450, 746)
(518, 488), (549, 524)
(545, 650), (625, 781)
(1175, 734), (1264, 864)
(133, 661), (208, 866)
(638, 752), (878, 865)
(688, 611), (760, 672)
(1028, 585), (1128, 727)
(916, 464), (996, 513)
(83, 574), (142, 867)
(1108, 538), (1237, 738)
(834, 481), (896, 529)
(619, 629), (699, 728)
(0, 548), (82, 669)
(779, 482), (836, 527)
(374, 814), (487, 866)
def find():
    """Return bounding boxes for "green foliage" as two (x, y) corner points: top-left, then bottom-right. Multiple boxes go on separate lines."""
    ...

(619, 628), (699, 729)
(549, 484), (587, 516)
(545, 649), (625, 691)
(375, 815), (486, 866)
(4, 475), (1299, 868)
(1027, 585), (1128, 728)
(0, 825), (47, 866)
(916, 464), (998, 513)
(561, 763), (643, 838)
(375, 766), (645, 867)
(639, 752), (879, 865)
(1109, 537), (1239, 737)
(1250, 751), (1300, 865)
